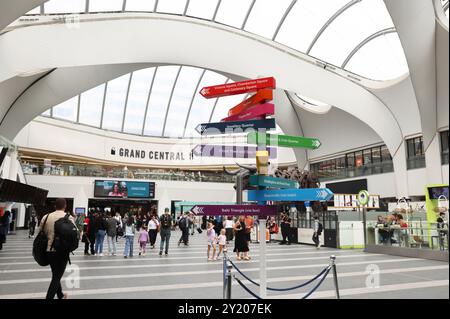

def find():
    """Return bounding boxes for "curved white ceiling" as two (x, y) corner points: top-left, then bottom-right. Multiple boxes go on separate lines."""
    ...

(12, 0), (410, 81)
(0, 15), (403, 158)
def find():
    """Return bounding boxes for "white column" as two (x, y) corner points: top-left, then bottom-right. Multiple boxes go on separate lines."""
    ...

(8, 151), (19, 181)
(392, 142), (409, 198)
(424, 133), (443, 184)
(1, 154), (11, 179)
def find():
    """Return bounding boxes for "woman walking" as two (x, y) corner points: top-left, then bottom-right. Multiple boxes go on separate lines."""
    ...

(94, 213), (107, 256)
(223, 216), (234, 243)
(233, 215), (250, 261)
(123, 217), (135, 258)
(147, 215), (159, 249)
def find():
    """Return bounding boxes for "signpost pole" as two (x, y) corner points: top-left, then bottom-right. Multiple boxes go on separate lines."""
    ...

(259, 216), (267, 299)
(362, 205), (367, 252)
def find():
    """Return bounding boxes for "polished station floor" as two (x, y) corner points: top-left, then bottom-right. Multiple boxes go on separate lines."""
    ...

(0, 230), (448, 299)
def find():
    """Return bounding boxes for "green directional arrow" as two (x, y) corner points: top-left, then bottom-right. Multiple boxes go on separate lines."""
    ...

(247, 132), (321, 150)
(249, 175), (299, 189)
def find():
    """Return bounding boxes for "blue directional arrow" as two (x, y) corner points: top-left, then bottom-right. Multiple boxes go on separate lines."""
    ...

(195, 118), (276, 135)
(247, 188), (334, 202)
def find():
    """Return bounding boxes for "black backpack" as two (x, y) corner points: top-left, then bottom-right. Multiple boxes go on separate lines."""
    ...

(52, 213), (79, 259)
(32, 214), (51, 266)
(179, 217), (187, 229)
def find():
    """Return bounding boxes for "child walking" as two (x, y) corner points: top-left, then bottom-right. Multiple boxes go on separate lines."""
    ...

(138, 225), (149, 256)
(206, 222), (216, 261)
(216, 228), (227, 260)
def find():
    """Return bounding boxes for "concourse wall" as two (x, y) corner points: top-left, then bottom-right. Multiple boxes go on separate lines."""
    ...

(25, 175), (236, 217)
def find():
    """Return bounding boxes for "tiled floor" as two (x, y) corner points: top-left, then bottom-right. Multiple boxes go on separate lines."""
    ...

(0, 230), (448, 299)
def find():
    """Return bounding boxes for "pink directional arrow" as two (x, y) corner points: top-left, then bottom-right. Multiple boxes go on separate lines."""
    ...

(221, 103), (274, 122)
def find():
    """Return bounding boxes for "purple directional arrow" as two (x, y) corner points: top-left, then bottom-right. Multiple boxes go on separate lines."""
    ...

(192, 145), (277, 159)
(191, 205), (277, 217)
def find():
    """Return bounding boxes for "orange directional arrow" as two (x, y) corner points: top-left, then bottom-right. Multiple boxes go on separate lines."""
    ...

(227, 89), (273, 117)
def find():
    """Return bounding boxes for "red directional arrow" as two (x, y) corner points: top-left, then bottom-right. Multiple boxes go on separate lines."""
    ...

(227, 89), (273, 117)
(199, 77), (276, 99)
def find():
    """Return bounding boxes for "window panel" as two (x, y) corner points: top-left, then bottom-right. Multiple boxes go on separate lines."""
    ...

(275, 0), (348, 53)
(184, 72), (228, 136)
(381, 145), (391, 162)
(345, 33), (409, 80)
(144, 66), (180, 136)
(164, 67), (204, 137)
(309, 0), (394, 67)
(156, 0), (187, 14)
(89, 0), (123, 12)
(186, 0), (220, 20)
(102, 74), (131, 131)
(244, 0), (292, 39)
(123, 68), (156, 135)
(42, 109), (51, 116)
(125, 0), (156, 12)
(52, 96), (78, 122)
(441, 131), (449, 153)
(79, 84), (105, 127)
(346, 153), (355, 168)
(214, 0), (253, 28)
(372, 146), (381, 163)
(44, 0), (86, 13)
(414, 137), (423, 156)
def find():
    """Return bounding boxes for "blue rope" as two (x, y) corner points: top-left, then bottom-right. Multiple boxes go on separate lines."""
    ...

(234, 276), (262, 299)
(301, 266), (332, 299)
(228, 258), (330, 291)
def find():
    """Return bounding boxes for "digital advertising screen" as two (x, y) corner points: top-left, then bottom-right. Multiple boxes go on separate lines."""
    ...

(94, 180), (155, 199)
(75, 207), (86, 215)
(428, 186), (449, 200)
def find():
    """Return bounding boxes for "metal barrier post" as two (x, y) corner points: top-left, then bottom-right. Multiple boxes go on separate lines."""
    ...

(226, 261), (233, 299)
(330, 255), (340, 299)
(223, 255), (227, 299)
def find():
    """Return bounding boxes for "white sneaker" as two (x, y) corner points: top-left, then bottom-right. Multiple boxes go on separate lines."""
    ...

(99, 253), (104, 257)
(207, 258), (212, 261)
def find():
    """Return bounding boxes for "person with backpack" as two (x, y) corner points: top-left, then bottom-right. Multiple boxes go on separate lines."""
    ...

(177, 213), (190, 246)
(312, 216), (323, 249)
(0, 210), (10, 250)
(123, 216), (135, 258)
(38, 198), (78, 299)
(159, 208), (173, 256)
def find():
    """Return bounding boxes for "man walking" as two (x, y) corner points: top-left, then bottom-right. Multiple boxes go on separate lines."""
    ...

(159, 208), (173, 256)
(178, 213), (190, 246)
(106, 212), (118, 256)
(40, 198), (76, 299)
(312, 215), (323, 249)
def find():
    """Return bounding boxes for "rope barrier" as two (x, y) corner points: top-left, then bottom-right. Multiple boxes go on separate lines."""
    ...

(234, 275), (262, 299)
(300, 266), (332, 299)
(228, 258), (330, 291)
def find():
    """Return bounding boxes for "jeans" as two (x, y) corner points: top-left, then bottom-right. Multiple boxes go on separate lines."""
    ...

(312, 233), (320, 247)
(95, 230), (106, 254)
(46, 252), (69, 299)
(107, 235), (117, 255)
(124, 236), (134, 257)
(160, 228), (171, 253)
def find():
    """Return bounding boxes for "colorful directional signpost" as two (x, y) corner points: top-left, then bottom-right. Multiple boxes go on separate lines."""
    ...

(190, 204), (277, 217)
(199, 77), (276, 99)
(247, 188), (334, 202)
(247, 132), (322, 150)
(192, 144), (277, 159)
(249, 175), (299, 189)
(195, 118), (276, 136)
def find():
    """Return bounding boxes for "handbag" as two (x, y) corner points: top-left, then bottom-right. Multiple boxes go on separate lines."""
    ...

(196, 227), (202, 234)
(32, 214), (51, 267)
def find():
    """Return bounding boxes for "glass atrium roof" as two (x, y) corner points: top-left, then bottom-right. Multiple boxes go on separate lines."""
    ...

(42, 66), (277, 138)
(24, 0), (410, 81)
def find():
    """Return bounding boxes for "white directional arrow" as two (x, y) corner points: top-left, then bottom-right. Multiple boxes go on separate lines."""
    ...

(191, 206), (204, 215)
(312, 140), (321, 148)
(200, 88), (210, 96)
